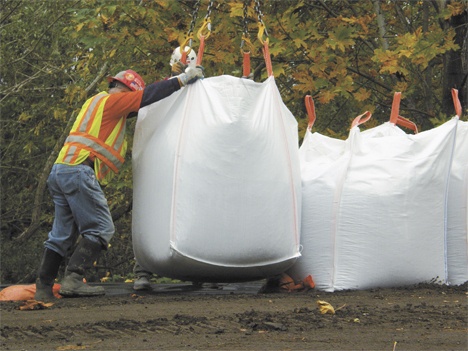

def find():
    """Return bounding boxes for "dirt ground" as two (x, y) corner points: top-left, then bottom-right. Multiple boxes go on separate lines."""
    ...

(0, 281), (467, 351)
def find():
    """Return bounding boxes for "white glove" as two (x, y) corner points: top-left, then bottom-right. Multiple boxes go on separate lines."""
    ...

(177, 66), (204, 86)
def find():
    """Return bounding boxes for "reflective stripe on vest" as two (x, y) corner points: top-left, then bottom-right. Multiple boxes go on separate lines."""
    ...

(65, 132), (125, 173)
(56, 92), (127, 181)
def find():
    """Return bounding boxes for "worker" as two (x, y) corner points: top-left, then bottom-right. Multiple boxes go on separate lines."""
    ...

(34, 58), (204, 301)
(132, 46), (198, 291)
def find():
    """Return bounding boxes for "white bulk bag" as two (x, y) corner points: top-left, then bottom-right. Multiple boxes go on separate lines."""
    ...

(132, 76), (301, 282)
(447, 120), (468, 285)
(289, 118), (458, 291)
(334, 119), (457, 290)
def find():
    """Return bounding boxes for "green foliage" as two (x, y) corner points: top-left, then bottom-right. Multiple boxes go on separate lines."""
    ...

(1, 0), (466, 284)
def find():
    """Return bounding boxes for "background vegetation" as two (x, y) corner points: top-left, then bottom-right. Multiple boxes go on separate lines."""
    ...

(1, 0), (467, 284)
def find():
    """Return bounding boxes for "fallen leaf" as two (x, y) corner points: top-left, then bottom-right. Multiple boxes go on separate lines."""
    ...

(317, 300), (335, 314)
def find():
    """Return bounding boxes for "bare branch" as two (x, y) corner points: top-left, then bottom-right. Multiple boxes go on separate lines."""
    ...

(10, 1), (80, 65)
(0, 0), (23, 25)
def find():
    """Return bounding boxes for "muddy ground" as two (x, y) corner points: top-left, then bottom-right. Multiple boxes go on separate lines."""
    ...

(1, 281), (467, 351)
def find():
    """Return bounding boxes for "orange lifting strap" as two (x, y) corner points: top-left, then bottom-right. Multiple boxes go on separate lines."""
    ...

(304, 95), (316, 131)
(395, 115), (418, 134)
(196, 16), (212, 65)
(240, 1), (252, 77)
(178, 41), (195, 67)
(351, 111), (372, 129)
(452, 88), (462, 117)
(389, 92), (402, 125)
(389, 92), (418, 133)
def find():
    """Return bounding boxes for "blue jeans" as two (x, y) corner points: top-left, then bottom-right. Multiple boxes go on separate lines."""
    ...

(44, 163), (115, 257)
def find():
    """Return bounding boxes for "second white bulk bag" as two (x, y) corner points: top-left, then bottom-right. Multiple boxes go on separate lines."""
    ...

(132, 76), (301, 282)
(289, 115), (458, 291)
(447, 120), (468, 285)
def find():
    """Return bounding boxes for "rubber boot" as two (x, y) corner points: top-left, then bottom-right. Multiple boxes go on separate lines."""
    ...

(59, 238), (105, 297)
(133, 276), (151, 291)
(133, 261), (152, 291)
(35, 248), (63, 302)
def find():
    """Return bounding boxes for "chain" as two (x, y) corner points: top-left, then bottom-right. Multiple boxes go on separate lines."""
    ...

(242, 0), (250, 38)
(254, 0), (268, 37)
(205, 0), (214, 20)
(240, 0), (256, 52)
(187, 0), (201, 38)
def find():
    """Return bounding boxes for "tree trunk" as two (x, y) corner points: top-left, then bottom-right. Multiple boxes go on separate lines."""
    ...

(442, 6), (468, 116)
(423, 1), (434, 114)
(372, 0), (389, 51)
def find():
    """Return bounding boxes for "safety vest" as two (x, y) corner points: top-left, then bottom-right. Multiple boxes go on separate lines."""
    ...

(56, 92), (128, 185)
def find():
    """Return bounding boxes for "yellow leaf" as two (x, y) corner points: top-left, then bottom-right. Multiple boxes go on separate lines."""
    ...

(448, 3), (466, 17)
(272, 64), (285, 77)
(76, 23), (84, 32)
(293, 38), (307, 48)
(228, 3), (244, 17)
(18, 112), (31, 122)
(109, 49), (116, 58)
(354, 88), (371, 102)
(318, 90), (336, 104)
(317, 300), (335, 314)
(394, 81), (408, 93)
(398, 49), (413, 58)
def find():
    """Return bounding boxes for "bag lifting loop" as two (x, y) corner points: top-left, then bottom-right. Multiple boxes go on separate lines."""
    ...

(396, 115), (418, 133)
(351, 111), (372, 129)
(304, 95), (317, 131)
(452, 88), (462, 117)
(388, 92), (418, 133)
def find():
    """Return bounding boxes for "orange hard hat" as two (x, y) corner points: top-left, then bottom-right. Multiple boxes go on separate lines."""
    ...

(107, 69), (145, 91)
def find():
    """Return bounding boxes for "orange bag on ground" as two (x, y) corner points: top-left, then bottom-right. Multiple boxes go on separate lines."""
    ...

(279, 273), (315, 292)
(0, 284), (61, 301)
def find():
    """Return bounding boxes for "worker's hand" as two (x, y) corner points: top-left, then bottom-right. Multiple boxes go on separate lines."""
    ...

(171, 61), (187, 77)
(177, 65), (204, 86)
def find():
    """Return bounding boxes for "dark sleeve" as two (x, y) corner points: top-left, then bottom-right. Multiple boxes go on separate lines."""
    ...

(140, 78), (181, 109)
